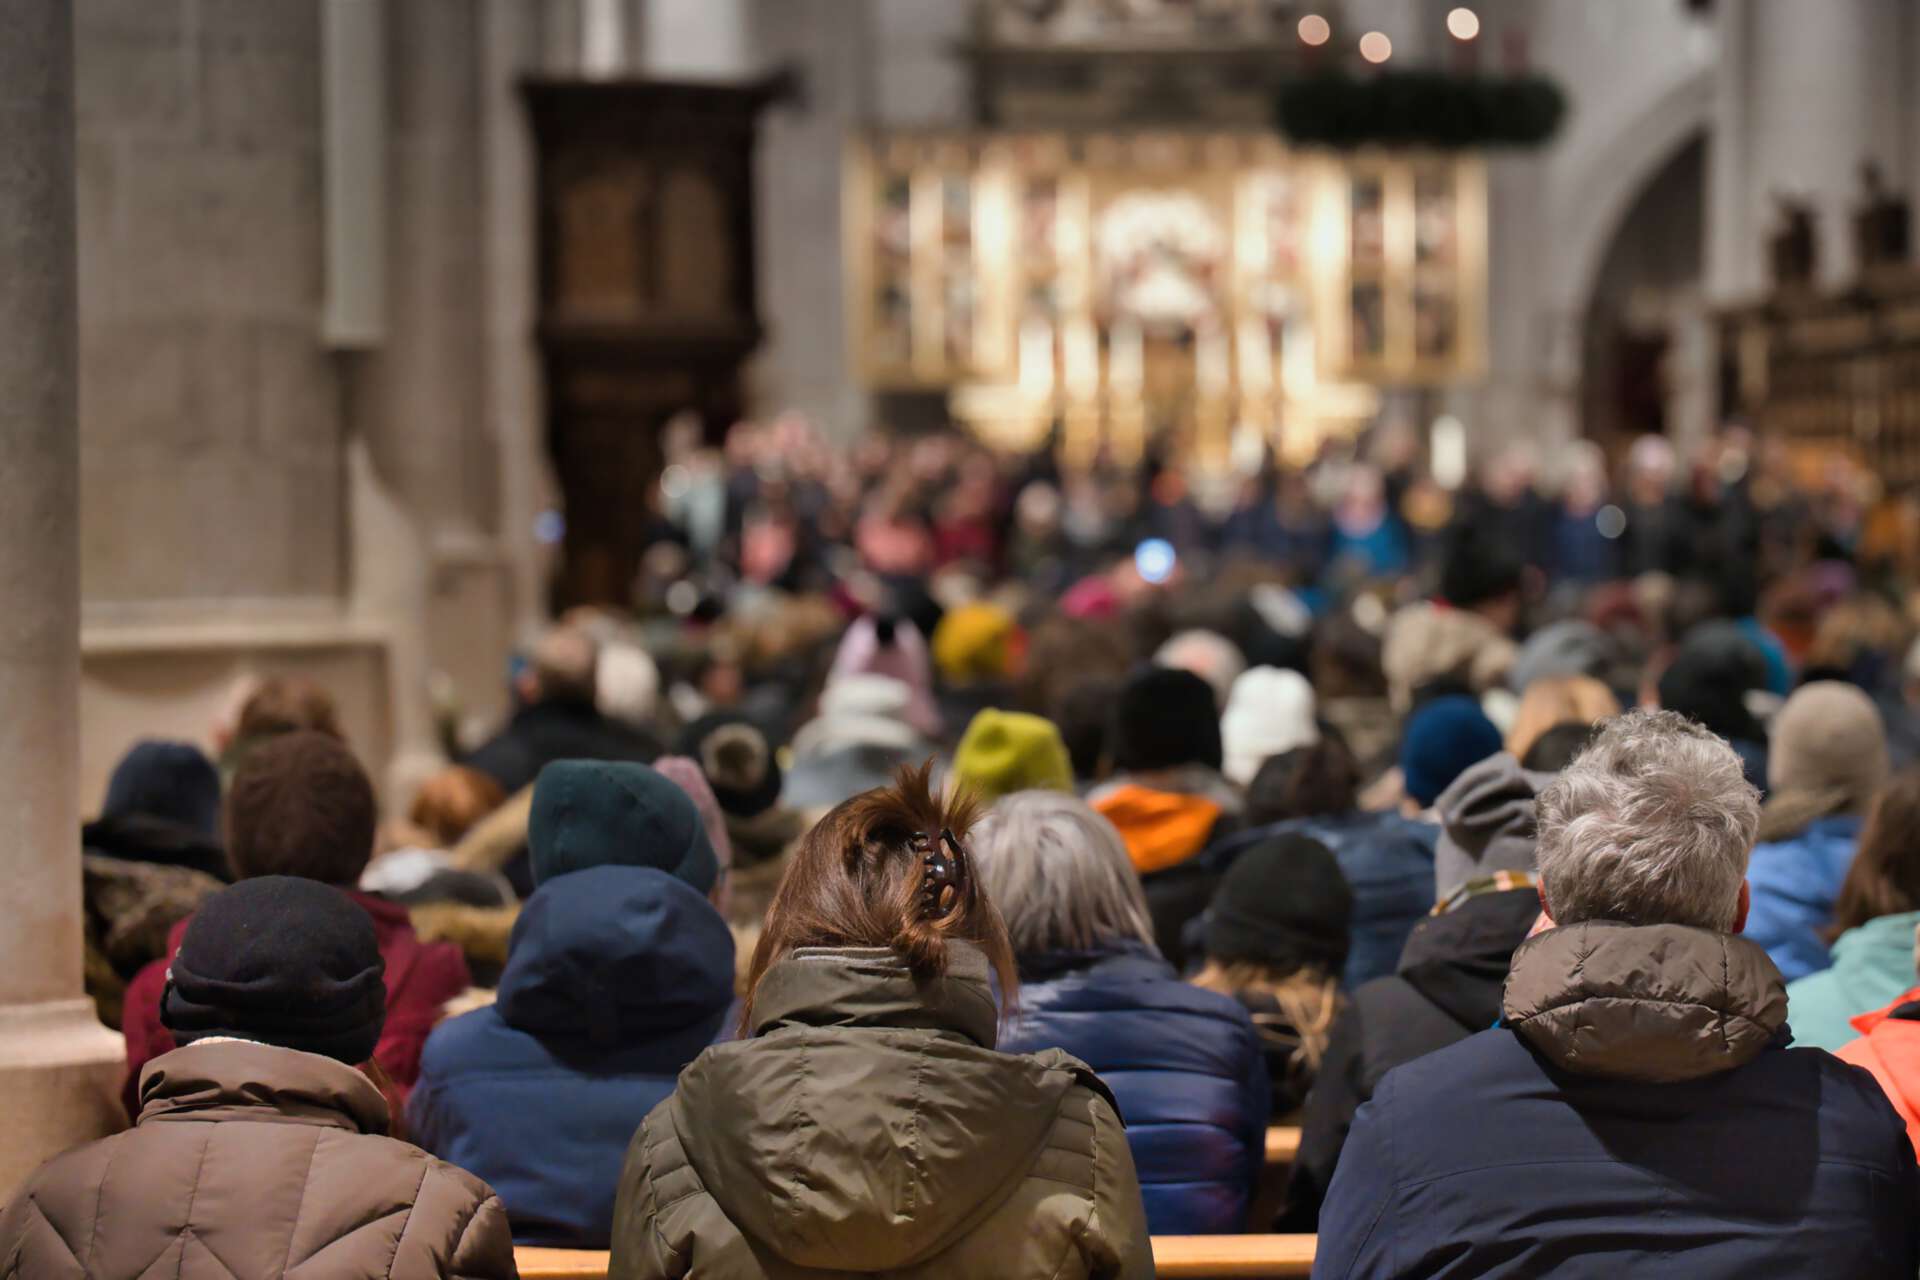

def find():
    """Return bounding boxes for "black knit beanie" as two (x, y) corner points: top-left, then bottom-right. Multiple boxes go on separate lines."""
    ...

(163, 876), (386, 1065)
(678, 713), (783, 818)
(1204, 834), (1353, 975)
(1112, 666), (1224, 774)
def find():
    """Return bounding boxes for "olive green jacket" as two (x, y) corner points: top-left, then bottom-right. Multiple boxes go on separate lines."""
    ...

(610, 944), (1154, 1279)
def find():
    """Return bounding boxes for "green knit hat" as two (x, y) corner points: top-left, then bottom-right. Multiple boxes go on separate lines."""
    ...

(952, 710), (1073, 804)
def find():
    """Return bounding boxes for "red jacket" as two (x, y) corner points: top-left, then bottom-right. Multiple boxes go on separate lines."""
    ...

(120, 889), (470, 1121)
(1837, 986), (1920, 1162)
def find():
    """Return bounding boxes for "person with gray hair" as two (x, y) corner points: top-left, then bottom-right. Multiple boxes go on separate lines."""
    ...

(1317, 710), (1919, 1279)
(974, 791), (1270, 1237)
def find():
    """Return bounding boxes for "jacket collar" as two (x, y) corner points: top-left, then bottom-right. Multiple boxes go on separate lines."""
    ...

(748, 942), (1000, 1048)
(1503, 920), (1788, 1083)
(137, 1040), (390, 1134)
(1015, 938), (1165, 983)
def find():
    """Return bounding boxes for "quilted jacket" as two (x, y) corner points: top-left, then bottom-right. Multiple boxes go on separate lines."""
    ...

(0, 1040), (516, 1279)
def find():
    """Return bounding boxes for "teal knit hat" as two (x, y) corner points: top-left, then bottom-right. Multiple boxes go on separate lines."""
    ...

(529, 760), (719, 894)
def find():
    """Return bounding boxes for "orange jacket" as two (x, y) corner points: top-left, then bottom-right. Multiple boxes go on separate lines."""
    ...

(1836, 986), (1920, 1161)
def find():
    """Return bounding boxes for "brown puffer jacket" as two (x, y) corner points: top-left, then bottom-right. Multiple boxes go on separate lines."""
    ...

(0, 1040), (517, 1279)
(610, 943), (1154, 1280)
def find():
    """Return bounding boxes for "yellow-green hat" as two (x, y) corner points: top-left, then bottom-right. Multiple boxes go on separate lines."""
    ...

(952, 709), (1073, 804)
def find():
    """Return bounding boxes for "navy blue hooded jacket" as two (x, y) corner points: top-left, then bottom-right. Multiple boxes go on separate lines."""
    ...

(407, 864), (734, 1248)
(1315, 922), (1920, 1279)
(996, 942), (1270, 1235)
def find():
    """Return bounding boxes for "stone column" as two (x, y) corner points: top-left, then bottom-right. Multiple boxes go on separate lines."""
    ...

(0, 0), (127, 1199)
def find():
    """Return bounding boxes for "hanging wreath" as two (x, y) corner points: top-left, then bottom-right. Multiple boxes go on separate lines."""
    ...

(1277, 70), (1568, 149)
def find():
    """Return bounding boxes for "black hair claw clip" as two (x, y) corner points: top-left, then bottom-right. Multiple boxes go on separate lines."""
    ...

(913, 828), (967, 920)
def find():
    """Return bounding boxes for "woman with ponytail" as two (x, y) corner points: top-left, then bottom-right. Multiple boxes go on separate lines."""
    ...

(608, 763), (1153, 1280)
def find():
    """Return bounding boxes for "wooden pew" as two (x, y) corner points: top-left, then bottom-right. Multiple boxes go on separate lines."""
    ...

(1250, 1124), (1303, 1230)
(1265, 1125), (1301, 1166)
(516, 1235), (1318, 1278)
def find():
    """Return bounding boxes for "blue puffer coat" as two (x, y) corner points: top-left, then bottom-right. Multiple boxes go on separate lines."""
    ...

(1212, 814), (1437, 989)
(1745, 813), (1863, 982)
(997, 942), (1270, 1235)
(407, 864), (734, 1248)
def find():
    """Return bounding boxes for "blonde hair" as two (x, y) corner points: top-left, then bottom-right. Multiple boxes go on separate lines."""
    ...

(1506, 675), (1620, 761)
(1190, 959), (1343, 1072)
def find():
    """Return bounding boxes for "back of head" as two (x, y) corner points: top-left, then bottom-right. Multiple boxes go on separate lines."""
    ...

(969, 791), (1153, 957)
(1400, 695), (1503, 809)
(1506, 675), (1620, 761)
(162, 876), (386, 1065)
(595, 641), (660, 728)
(528, 759), (719, 894)
(1052, 677), (1118, 782)
(930, 603), (1017, 685)
(1535, 708), (1759, 931)
(407, 765), (505, 848)
(235, 677), (344, 745)
(1519, 721), (1598, 773)
(1153, 629), (1247, 709)
(743, 762), (1016, 1028)
(1204, 834), (1352, 979)
(1221, 666), (1319, 789)
(952, 709), (1073, 804)
(1767, 680), (1890, 815)
(680, 713), (784, 819)
(1439, 529), (1523, 612)
(1657, 622), (1767, 742)
(1830, 768), (1920, 936)
(1509, 620), (1619, 695)
(652, 755), (735, 874)
(102, 739), (221, 838)
(1112, 666), (1223, 774)
(226, 732), (377, 885)
(532, 625), (600, 707)
(1245, 736), (1360, 827)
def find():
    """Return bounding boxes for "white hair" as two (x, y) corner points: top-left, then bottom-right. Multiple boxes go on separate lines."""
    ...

(1536, 708), (1759, 931)
(970, 791), (1156, 957)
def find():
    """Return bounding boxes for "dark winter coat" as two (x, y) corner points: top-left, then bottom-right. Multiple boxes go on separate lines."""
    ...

(1313, 921), (1920, 1279)
(1285, 887), (1539, 1230)
(0, 1041), (515, 1279)
(409, 866), (734, 1248)
(464, 700), (663, 795)
(608, 943), (1154, 1279)
(997, 943), (1270, 1235)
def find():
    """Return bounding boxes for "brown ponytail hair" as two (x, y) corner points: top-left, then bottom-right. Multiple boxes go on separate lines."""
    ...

(740, 761), (1018, 1032)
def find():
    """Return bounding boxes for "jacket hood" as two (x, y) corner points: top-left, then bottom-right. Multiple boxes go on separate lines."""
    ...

(1504, 921), (1788, 1083)
(1092, 783), (1224, 874)
(1431, 753), (1550, 899)
(671, 943), (1099, 1271)
(138, 1039), (390, 1134)
(496, 864), (734, 1045)
(82, 812), (230, 881)
(1397, 888), (1542, 1033)
(1828, 910), (1920, 1006)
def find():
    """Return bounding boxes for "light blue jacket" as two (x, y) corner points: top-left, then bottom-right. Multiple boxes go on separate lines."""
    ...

(1744, 814), (1863, 983)
(1786, 910), (1920, 1051)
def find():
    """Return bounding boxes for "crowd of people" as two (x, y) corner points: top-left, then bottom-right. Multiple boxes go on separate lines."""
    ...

(8, 414), (1920, 1278)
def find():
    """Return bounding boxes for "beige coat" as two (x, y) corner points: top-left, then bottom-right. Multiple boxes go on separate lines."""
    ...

(0, 1040), (517, 1279)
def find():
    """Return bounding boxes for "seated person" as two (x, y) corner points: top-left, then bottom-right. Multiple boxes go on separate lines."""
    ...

(1317, 711), (1919, 1279)
(0, 878), (513, 1279)
(1088, 667), (1245, 971)
(465, 625), (663, 795)
(976, 791), (1268, 1235)
(1189, 834), (1350, 1115)
(119, 732), (471, 1119)
(409, 761), (734, 1249)
(608, 765), (1153, 1279)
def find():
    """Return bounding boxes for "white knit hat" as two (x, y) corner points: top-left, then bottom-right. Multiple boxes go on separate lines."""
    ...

(1221, 666), (1320, 788)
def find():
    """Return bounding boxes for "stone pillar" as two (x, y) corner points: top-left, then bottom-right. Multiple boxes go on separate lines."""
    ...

(0, 0), (126, 1198)
(1712, 0), (1906, 296)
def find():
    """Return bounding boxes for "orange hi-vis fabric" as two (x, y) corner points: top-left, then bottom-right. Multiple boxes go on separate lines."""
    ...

(1093, 785), (1223, 875)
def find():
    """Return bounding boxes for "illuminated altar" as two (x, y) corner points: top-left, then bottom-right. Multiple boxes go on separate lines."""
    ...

(846, 132), (1487, 467)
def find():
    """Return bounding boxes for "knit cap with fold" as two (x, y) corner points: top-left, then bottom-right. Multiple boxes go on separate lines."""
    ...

(529, 759), (720, 894)
(952, 709), (1074, 802)
(161, 876), (386, 1065)
(1203, 834), (1352, 975)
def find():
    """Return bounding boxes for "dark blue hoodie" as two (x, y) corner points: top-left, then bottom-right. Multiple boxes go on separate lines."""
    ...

(407, 864), (734, 1247)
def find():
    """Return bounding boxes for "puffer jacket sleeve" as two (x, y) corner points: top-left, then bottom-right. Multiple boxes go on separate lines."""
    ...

(609, 1109), (688, 1280)
(447, 1193), (518, 1280)
(1083, 1090), (1155, 1280)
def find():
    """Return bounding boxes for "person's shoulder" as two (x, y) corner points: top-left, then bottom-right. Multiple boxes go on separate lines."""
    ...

(1371, 1026), (1531, 1108)
(417, 1002), (523, 1076)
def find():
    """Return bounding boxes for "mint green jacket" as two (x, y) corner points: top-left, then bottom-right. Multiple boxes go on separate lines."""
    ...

(1786, 910), (1920, 1051)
